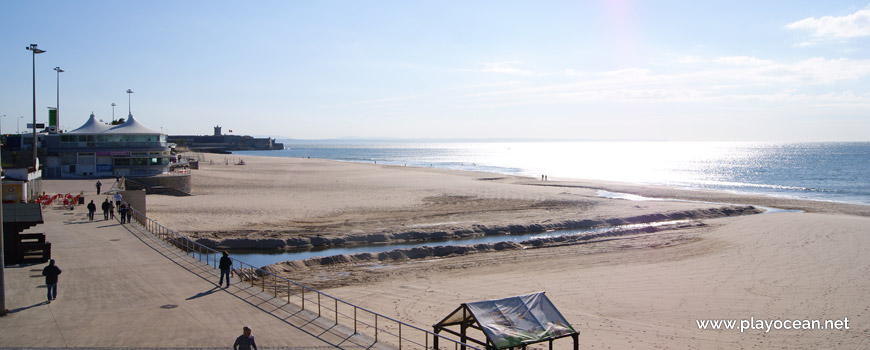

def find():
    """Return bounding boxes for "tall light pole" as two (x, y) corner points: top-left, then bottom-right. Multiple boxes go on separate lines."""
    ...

(126, 89), (134, 117)
(17, 116), (23, 134)
(26, 44), (45, 166)
(0, 116), (5, 316)
(53, 67), (63, 134)
(111, 102), (116, 123)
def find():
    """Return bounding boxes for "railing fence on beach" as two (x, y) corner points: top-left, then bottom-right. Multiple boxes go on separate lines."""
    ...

(126, 207), (480, 350)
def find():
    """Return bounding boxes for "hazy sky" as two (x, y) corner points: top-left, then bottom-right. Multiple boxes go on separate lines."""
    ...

(2, 1), (869, 141)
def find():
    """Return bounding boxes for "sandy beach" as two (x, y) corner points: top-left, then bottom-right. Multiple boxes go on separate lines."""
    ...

(144, 154), (870, 349)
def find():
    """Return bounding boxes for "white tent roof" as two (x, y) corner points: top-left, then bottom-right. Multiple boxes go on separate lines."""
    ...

(66, 113), (113, 134)
(107, 114), (161, 134)
(66, 113), (161, 135)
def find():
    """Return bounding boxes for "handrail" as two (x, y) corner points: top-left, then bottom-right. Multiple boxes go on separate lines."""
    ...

(126, 207), (481, 350)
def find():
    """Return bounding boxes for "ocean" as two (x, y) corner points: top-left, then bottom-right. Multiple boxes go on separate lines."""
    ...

(234, 142), (870, 206)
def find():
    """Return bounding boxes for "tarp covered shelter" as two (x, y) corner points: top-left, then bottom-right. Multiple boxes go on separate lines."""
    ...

(433, 292), (578, 350)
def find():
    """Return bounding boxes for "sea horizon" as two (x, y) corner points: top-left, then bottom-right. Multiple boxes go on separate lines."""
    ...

(234, 141), (870, 206)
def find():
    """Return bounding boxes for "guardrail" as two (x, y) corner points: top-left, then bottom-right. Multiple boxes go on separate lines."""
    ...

(126, 207), (480, 350)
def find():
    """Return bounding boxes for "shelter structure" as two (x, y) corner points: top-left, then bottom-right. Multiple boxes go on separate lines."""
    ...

(433, 292), (578, 350)
(43, 113), (171, 178)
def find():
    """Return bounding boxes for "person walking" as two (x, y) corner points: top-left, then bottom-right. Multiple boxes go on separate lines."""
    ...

(118, 203), (127, 224)
(101, 199), (111, 220)
(233, 326), (258, 350)
(219, 251), (232, 287)
(113, 192), (123, 208)
(95, 180), (102, 195)
(87, 200), (97, 221)
(125, 202), (133, 223)
(109, 200), (115, 220)
(42, 259), (62, 303)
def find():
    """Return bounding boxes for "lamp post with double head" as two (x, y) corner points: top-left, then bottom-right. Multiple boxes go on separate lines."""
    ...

(26, 44), (45, 166)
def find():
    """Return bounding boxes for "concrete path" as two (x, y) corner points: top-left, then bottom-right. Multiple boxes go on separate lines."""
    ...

(0, 192), (378, 349)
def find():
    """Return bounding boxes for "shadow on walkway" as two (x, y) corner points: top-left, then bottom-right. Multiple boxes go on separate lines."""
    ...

(116, 220), (389, 350)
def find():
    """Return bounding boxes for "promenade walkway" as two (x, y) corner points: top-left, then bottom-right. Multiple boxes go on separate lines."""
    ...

(0, 188), (373, 349)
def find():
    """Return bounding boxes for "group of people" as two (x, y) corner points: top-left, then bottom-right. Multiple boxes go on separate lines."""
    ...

(85, 191), (133, 224)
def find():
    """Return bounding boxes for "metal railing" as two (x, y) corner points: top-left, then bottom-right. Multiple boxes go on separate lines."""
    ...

(126, 207), (481, 350)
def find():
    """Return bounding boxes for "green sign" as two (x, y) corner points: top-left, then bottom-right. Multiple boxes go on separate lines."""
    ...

(48, 108), (57, 127)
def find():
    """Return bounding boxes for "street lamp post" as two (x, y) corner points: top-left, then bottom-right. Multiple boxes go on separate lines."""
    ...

(17, 117), (23, 134)
(111, 103), (116, 123)
(54, 67), (63, 134)
(126, 89), (134, 117)
(26, 44), (45, 166)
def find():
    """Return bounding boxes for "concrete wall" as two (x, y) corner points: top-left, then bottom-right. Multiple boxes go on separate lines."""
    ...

(119, 189), (146, 216)
(124, 174), (191, 195)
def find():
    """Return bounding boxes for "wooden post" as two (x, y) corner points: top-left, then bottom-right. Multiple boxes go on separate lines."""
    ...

(461, 307), (467, 350)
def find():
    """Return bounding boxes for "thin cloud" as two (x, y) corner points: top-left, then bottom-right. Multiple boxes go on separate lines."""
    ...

(477, 61), (537, 76)
(786, 8), (870, 40)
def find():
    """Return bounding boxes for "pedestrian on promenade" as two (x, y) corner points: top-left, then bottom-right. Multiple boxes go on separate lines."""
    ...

(233, 326), (258, 350)
(95, 180), (102, 194)
(101, 199), (111, 220)
(219, 251), (232, 287)
(118, 203), (127, 224)
(125, 202), (133, 223)
(113, 192), (123, 208)
(87, 200), (97, 221)
(109, 201), (115, 219)
(42, 259), (62, 303)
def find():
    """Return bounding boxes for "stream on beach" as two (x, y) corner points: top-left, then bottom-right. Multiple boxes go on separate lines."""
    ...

(225, 191), (799, 268)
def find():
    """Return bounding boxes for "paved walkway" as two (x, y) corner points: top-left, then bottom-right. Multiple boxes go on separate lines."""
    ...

(0, 192), (378, 349)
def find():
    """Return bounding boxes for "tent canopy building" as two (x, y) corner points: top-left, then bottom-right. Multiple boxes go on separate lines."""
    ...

(433, 292), (578, 350)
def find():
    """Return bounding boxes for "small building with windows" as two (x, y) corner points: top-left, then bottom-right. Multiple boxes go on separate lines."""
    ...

(43, 113), (171, 178)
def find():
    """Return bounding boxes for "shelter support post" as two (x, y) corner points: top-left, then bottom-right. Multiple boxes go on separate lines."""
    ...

(461, 307), (467, 350)
(572, 333), (579, 350)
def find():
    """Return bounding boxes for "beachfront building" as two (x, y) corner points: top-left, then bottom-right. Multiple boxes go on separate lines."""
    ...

(42, 113), (171, 178)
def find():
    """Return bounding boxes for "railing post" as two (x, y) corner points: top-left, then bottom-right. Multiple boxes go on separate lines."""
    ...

(399, 322), (402, 350)
(334, 299), (338, 325)
(287, 281), (291, 304)
(375, 314), (378, 343)
(354, 307), (357, 334)
(318, 293), (321, 317)
(302, 287), (305, 310)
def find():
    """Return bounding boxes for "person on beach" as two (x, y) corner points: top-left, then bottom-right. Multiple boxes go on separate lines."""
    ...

(118, 203), (127, 224)
(95, 180), (102, 195)
(114, 192), (122, 208)
(233, 326), (258, 350)
(101, 199), (110, 220)
(86, 200), (97, 221)
(219, 251), (232, 288)
(42, 259), (62, 303)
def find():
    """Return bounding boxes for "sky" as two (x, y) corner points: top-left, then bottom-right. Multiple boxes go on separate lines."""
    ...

(1, 1), (869, 141)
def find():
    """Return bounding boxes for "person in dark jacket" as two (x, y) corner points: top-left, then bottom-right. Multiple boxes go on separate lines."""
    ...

(233, 326), (257, 350)
(86, 200), (97, 221)
(118, 203), (127, 224)
(42, 259), (62, 303)
(95, 180), (102, 194)
(219, 251), (232, 287)
(125, 202), (133, 223)
(101, 199), (111, 220)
